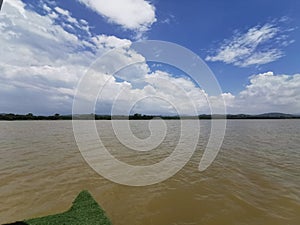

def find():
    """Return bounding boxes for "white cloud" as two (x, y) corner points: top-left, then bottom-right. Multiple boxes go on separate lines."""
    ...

(54, 6), (70, 17)
(1, 0), (205, 116)
(196, 72), (300, 114)
(78, 0), (156, 38)
(236, 49), (283, 67)
(212, 72), (300, 114)
(51, 6), (92, 35)
(43, 4), (51, 13)
(208, 93), (235, 113)
(96, 69), (208, 115)
(0, 0), (132, 114)
(235, 72), (300, 113)
(206, 22), (294, 67)
(4, 0), (26, 17)
(92, 35), (131, 49)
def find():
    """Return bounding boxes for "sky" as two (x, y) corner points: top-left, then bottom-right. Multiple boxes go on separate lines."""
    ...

(0, 0), (300, 115)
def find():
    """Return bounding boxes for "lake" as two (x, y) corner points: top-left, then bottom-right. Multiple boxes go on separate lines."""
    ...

(0, 120), (299, 225)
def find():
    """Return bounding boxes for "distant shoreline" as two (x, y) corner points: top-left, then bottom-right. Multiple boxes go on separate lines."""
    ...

(1, 113), (300, 121)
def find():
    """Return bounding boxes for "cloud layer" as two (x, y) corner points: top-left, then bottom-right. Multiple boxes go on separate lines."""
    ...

(0, 1), (299, 115)
(206, 22), (294, 67)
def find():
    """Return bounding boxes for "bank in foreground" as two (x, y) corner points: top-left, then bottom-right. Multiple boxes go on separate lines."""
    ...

(4, 191), (112, 225)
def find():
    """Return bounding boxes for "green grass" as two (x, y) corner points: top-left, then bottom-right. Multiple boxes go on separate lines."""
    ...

(24, 191), (112, 225)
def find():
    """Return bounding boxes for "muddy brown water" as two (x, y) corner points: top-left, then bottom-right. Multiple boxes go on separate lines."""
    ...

(0, 120), (299, 225)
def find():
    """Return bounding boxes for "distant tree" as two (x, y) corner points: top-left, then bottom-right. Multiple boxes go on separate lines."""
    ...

(132, 113), (142, 119)
(54, 113), (60, 119)
(4, 113), (16, 120)
(26, 113), (34, 120)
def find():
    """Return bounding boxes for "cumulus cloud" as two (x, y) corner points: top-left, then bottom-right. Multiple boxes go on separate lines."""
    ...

(84, 70), (300, 115)
(93, 69), (209, 116)
(206, 22), (294, 67)
(235, 72), (300, 113)
(0, 0), (131, 114)
(195, 72), (300, 115)
(0, 0), (207, 116)
(77, 0), (156, 38)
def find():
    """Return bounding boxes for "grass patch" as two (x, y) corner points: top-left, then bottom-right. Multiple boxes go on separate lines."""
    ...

(24, 190), (112, 225)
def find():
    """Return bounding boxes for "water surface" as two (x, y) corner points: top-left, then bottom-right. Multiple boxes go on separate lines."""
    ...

(0, 120), (299, 225)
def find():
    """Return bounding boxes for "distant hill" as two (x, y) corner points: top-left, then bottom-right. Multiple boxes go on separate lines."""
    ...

(226, 112), (300, 119)
(257, 112), (295, 117)
(257, 112), (294, 118)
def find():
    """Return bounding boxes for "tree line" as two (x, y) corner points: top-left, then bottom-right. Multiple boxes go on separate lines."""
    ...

(0, 113), (299, 121)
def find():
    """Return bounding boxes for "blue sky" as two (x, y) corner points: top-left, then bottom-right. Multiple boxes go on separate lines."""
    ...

(0, 0), (299, 115)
